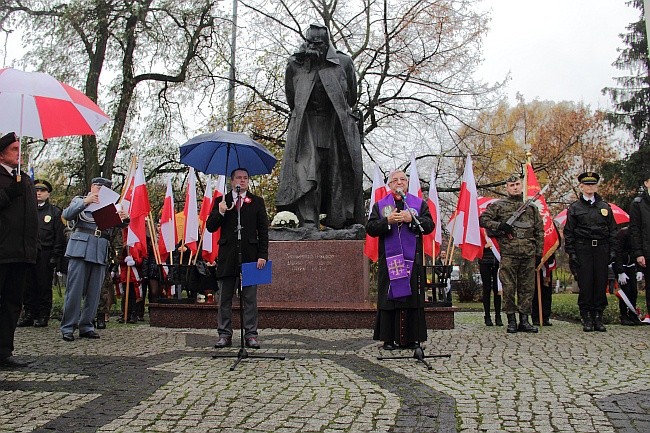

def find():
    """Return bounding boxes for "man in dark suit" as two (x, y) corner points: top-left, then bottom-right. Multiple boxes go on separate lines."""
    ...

(0, 132), (38, 368)
(206, 167), (269, 349)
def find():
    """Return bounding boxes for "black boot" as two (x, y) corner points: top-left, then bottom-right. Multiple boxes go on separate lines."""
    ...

(484, 314), (494, 326)
(16, 313), (34, 327)
(506, 313), (518, 333)
(581, 311), (594, 332)
(593, 311), (606, 332)
(518, 314), (539, 333)
(494, 313), (503, 326)
(96, 314), (106, 329)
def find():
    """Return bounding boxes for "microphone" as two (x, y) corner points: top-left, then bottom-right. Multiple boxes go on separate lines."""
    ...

(236, 185), (241, 194)
(395, 189), (406, 199)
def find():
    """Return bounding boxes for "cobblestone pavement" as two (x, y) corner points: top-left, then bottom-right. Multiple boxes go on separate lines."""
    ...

(1, 312), (649, 433)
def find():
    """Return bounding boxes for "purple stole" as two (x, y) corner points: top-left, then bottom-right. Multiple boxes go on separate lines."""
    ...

(378, 193), (422, 300)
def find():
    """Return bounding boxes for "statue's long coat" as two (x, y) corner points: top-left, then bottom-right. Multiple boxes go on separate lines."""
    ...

(276, 48), (364, 228)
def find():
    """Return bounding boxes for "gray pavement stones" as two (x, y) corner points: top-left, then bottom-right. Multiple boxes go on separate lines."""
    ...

(0, 312), (648, 432)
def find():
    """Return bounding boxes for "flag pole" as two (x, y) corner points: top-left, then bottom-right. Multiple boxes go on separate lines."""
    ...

(124, 262), (131, 324)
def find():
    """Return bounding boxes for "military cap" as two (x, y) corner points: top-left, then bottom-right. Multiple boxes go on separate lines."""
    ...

(91, 177), (113, 189)
(0, 132), (18, 153)
(505, 174), (521, 183)
(577, 172), (599, 185)
(34, 179), (53, 192)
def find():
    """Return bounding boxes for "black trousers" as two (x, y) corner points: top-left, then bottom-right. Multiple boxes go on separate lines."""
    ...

(23, 248), (55, 320)
(532, 270), (552, 322)
(479, 262), (501, 316)
(0, 263), (28, 358)
(576, 243), (609, 312)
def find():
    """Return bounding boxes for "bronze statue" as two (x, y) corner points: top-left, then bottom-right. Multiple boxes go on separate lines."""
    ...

(276, 24), (364, 230)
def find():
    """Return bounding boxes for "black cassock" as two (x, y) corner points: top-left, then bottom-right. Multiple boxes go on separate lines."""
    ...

(366, 197), (433, 345)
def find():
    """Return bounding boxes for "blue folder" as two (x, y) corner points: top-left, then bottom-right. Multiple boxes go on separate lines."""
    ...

(242, 260), (273, 286)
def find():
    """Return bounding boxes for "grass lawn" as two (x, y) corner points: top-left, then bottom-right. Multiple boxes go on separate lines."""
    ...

(453, 291), (647, 325)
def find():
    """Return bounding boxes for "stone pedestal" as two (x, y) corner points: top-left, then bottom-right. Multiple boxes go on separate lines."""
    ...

(149, 239), (455, 330)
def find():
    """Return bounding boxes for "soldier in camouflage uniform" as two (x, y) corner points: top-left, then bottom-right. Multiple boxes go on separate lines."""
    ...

(479, 175), (543, 333)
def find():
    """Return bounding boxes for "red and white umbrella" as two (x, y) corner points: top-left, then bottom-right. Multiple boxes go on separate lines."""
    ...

(554, 203), (630, 226)
(0, 67), (110, 140)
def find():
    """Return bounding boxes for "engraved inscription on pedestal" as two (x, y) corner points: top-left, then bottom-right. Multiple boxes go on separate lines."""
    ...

(258, 240), (369, 304)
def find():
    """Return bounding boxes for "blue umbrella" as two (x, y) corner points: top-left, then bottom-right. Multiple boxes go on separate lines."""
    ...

(179, 130), (277, 176)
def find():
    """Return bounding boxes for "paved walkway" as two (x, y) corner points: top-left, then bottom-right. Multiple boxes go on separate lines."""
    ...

(1, 312), (649, 433)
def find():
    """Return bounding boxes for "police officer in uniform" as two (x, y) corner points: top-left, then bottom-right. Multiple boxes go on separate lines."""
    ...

(629, 170), (650, 322)
(60, 178), (128, 341)
(564, 172), (618, 332)
(479, 174), (543, 334)
(17, 180), (65, 328)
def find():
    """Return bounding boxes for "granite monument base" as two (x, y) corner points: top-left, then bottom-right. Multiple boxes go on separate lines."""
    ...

(149, 239), (455, 330)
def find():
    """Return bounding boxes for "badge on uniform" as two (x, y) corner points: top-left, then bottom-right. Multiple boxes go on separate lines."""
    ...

(44, 215), (51, 223)
(601, 209), (608, 217)
(382, 205), (395, 218)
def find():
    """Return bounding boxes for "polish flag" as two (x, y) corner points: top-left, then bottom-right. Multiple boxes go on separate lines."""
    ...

(408, 154), (436, 258)
(363, 163), (389, 261)
(158, 177), (176, 262)
(427, 166), (442, 258)
(615, 288), (638, 316)
(525, 163), (559, 266)
(201, 175), (225, 263)
(477, 196), (501, 261)
(125, 160), (151, 263)
(446, 155), (482, 261)
(183, 167), (200, 254)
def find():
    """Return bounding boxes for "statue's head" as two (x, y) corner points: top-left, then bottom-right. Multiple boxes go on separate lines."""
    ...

(305, 24), (330, 60)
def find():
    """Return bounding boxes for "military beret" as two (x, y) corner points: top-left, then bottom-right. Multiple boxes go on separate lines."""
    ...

(505, 174), (521, 183)
(0, 132), (18, 153)
(578, 172), (599, 185)
(91, 177), (113, 189)
(34, 179), (53, 192)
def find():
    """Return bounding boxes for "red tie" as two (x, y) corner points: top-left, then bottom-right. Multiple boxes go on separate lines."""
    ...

(236, 195), (242, 210)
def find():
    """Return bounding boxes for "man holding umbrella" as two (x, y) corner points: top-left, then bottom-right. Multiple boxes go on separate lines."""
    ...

(206, 167), (269, 349)
(0, 132), (38, 368)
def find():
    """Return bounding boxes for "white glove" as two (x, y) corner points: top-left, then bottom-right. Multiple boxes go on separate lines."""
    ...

(125, 255), (136, 267)
(637, 272), (644, 282)
(618, 273), (629, 285)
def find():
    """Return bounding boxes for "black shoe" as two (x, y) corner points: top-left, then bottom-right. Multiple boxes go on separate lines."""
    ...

(33, 318), (48, 328)
(593, 311), (606, 332)
(79, 331), (100, 339)
(96, 317), (106, 329)
(62, 333), (75, 342)
(494, 315), (503, 326)
(582, 311), (594, 332)
(16, 317), (34, 327)
(543, 320), (552, 326)
(532, 320), (541, 326)
(518, 314), (539, 333)
(484, 316), (494, 326)
(382, 342), (398, 351)
(0, 356), (29, 368)
(214, 337), (232, 348)
(245, 337), (261, 349)
(506, 314), (518, 334)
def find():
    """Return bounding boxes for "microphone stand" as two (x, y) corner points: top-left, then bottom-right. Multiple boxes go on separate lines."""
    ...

(212, 186), (285, 370)
(376, 192), (451, 370)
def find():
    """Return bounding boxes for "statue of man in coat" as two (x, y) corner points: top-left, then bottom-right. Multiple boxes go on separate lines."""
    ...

(276, 23), (364, 230)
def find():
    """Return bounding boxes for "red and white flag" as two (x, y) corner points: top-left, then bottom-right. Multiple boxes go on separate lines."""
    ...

(183, 167), (200, 254)
(446, 155), (482, 261)
(408, 154), (436, 258)
(525, 163), (559, 266)
(201, 175), (225, 263)
(125, 159), (151, 262)
(158, 177), (176, 262)
(363, 163), (389, 261)
(477, 196), (501, 261)
(427, 166), (442, 258)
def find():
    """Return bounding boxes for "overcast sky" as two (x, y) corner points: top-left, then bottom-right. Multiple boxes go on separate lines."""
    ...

(476, 0), (641, 109)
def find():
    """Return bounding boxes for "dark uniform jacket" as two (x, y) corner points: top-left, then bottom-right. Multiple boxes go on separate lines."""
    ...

(564, 193), (617, 257)
(37, 200), (66, 259)
(613, 226), (636, 275)
(0, 169), (38, 264)
(629, 191), (650, 259)
(479, 194), (543, 258)
(205, 191), (269, 279)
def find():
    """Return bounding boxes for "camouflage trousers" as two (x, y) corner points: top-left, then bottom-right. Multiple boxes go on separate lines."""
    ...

(499, 255), (535, 314)
(97, 272), (115, 315)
